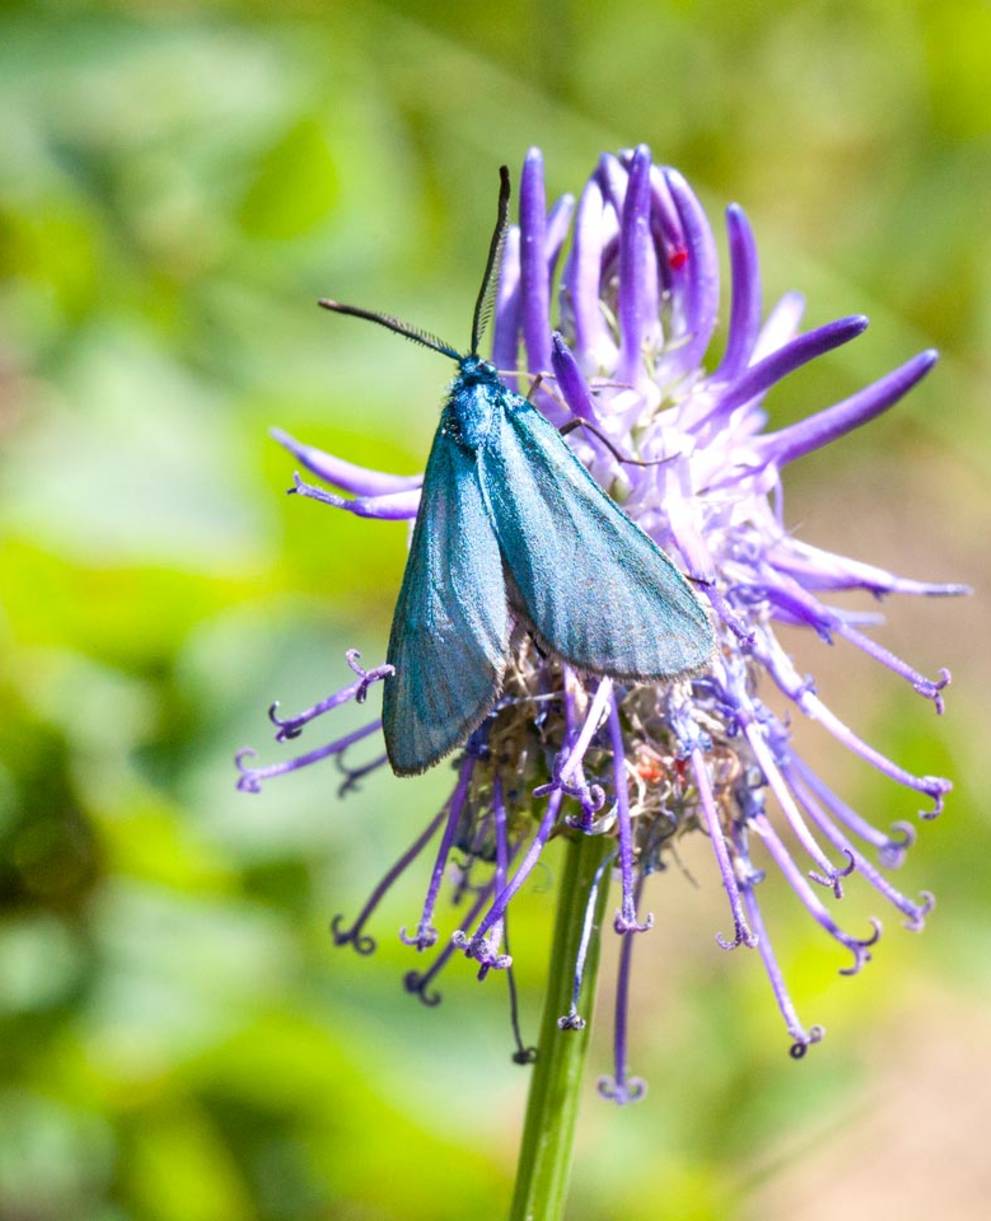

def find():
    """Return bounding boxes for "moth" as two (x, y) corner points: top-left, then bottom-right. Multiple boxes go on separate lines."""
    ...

(321, 167), (714, 776)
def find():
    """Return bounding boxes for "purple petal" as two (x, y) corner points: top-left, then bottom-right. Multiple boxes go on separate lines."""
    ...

(700, 315), (869, 430)
(769, 538), (971, 598)
(551, 332), (601, 422)
(491, 225), (521, 382)
(520, 147), (551, 376)
(715, 204), (762, 380)
(755, 349), (938, 467)
(752, 291), (805, 361)
(290, 473), (420, 520)
(617, 144), (656, 386)
(271, 428), (422, 495)
(661, 167), (720, 374)
(594, 152), (628, 217)
(545, 193), (576, 280)
(561, 178), (618, 371)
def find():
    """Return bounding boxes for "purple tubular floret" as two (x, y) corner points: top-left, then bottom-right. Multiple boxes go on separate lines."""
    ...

(755, 349), (938, 466)
(715, 204), (762, 381)
(520, 147), (551, 378)
(698, 315), (870, 431)
(272, 427), (422, 495)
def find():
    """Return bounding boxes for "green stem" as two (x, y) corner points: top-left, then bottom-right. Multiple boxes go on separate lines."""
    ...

(508, 832), (613, 1221)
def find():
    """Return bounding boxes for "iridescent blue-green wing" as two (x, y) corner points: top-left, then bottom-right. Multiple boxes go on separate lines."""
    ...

(477, 397), (714, 680)
(383, 419), (508, 776)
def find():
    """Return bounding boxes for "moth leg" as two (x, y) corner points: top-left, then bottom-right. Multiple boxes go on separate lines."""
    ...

(681, 570), (755, 648)
(525, 372), (544, 402)
(559, 418), (677, 470)
(494, 370), (635, 393)
(288, 472), (420, 520)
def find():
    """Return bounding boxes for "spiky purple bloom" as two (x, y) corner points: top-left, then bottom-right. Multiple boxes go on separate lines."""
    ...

(237, 147), (965, 1100)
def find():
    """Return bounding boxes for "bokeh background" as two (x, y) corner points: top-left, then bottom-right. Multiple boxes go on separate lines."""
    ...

(1, 2), (989, 1218)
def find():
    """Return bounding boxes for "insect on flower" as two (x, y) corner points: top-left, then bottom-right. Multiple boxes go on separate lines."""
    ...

(314, 167), (714, 777)
(238, 146), (965, 1094)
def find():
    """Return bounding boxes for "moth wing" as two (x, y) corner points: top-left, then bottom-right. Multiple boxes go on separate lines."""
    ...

(478, 398), (714, 679)
(383, 421), (508, 775)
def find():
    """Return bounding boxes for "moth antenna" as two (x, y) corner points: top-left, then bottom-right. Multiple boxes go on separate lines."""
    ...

(318, 300), (461, 362)
(470, 165), (512, 357)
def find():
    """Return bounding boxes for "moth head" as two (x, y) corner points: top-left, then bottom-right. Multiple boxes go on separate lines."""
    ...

(458, 355), (500, 387)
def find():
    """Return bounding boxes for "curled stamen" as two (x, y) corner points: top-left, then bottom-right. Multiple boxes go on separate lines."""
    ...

(503, 921), (538, 1064)
(787, 767), (935, 931)
(452, 928), (513, 972)
(399, 924), (439, 951)
(330, 808), (447, 957)
(609, 698), (653, 935)
(807, 847), (856, 901)
(472, 777), (515, 980)
(465, 789), (565, 958)
(754, 813), (883, 975)
(558, 1010), (586, 1031)
(836, 624), (952, 715)
(597, 1075), (647, 1105)
(235, 720), (381, 793)
(535, 676), (613, 824)
(882, 820), (916, 868)
(403, 873), (501, 1007)
(330, 913), (375, 956)
(735, 828), (826, 1054)
(603, 875), (647, 1105)
(266, 651), (393, 742)
(837, 917), (882, 977)
(558, 846), (616, 1031)
(614, 912), (655, 935)
(403, 970), (442, 1007)
(909, 891), (936, 931)
(537, 771), (606, 818)
(688, 742), (757, 949)
(335, 749), (389, 798)
(789, 1026), (825, 1059)
(401, 758), (475, 952)
(756, 635), (952, 819)
(345, 649), (393, 702)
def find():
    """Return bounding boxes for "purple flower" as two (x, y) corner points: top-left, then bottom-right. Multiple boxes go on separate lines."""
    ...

(237, 146), (966, 1101)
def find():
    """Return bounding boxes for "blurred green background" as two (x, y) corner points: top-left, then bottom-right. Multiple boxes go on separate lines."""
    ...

(1, 2), (989, 1218)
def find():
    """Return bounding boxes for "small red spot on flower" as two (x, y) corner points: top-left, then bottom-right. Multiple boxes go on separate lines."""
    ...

(668, 246), (689, 270)
(674, 758), (689, 781)
(637, 759), (665, 784)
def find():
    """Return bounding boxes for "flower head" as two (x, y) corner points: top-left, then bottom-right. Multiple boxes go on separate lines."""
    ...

(237, 146), (965, 1100)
